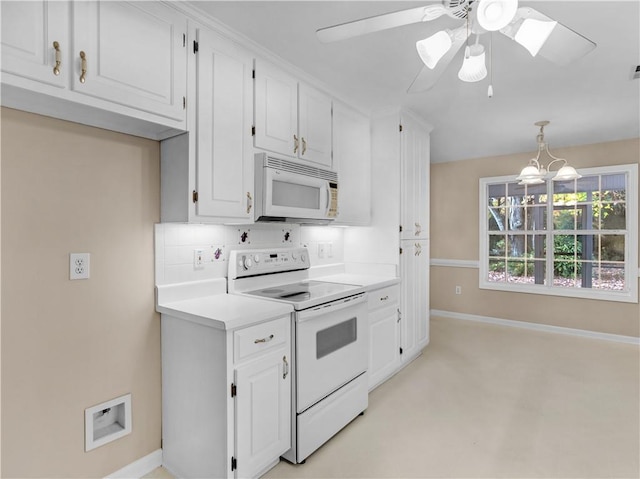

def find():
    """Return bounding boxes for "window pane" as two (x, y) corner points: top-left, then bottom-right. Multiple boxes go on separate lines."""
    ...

(576, 176), (599, 199)
(506, 235), (527, 258)
(488, 259), (506, 282)
(600, 202), (626, 230)
(592, 263), (625, 291)
(599, 174), (626, 202)
(554, 234), (578, 261)
(508, 207), (525, 230)
(526, 183), (547, 204)
(488, 183), (506, 200)
(507, 183), (527, 199)
(488, 207), (507, 231)
(553, 208), (578, 230)
(507, 260), (528, 282)
(600, 235), (625, 261)
(578, 234), (599, 262)
(527, 235), (547, 259)
(489, 235), (506, 256)
(553, 261), (579, 288)
(553, 179), (576, 195)
(526, 206), (547, 230)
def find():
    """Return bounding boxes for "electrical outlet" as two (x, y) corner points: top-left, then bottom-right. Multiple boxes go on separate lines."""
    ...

(194, 249), (205, 269)
(455, 285), (462, 295)
(70, 253), (90, 280)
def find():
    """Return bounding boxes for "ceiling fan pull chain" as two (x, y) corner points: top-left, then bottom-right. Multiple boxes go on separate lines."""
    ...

(488, 32), (494, 98)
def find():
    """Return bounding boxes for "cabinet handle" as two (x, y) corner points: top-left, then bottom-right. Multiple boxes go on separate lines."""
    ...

(415, 223), (421, 235)
(254, 334), (274, 344)
(79, 51), (87, 83)
(246, 192), (252, 214)
(415, 243), (422, 256)
(380, 295), (389, 301)
(53, 41), (61, 76)
(301, 137), (307, 155)
(283, 356), (289, 379)
(293, 134), (299, 154)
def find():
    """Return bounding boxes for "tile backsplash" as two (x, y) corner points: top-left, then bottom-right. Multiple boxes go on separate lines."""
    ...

(155, 223), (345, 285)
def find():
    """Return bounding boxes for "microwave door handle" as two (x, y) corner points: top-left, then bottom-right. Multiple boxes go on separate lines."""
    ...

(325, 183), (330, 213)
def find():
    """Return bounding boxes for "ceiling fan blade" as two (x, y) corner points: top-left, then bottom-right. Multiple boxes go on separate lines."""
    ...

(407, 26), (468, 93)
(317, 4), (448, 43)
(501, 7), (596, 66)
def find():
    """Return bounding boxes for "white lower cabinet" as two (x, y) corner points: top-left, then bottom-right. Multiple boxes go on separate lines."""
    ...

(400, 240), (430, 362)
(161, 314), (291, 479)
(367, 285), (401, 391)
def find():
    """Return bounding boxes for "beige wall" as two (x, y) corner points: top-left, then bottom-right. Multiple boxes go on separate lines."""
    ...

(430, 138), (640, 337)
(1, 108), (161, 477)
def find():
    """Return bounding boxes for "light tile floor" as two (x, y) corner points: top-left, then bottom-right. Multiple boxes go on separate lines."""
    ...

(146, 316), (640, 478)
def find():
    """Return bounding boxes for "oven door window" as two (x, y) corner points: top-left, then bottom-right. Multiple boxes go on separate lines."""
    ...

(316, 317), (357, 359)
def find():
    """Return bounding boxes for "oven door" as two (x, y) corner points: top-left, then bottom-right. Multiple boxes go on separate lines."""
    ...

(295, 293), (367, 413)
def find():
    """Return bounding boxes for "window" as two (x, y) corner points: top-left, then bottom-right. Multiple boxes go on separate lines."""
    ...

(480, 164), (638, 302)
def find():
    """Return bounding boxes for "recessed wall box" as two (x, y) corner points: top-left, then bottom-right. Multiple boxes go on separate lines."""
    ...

(85, 393), (132, 451)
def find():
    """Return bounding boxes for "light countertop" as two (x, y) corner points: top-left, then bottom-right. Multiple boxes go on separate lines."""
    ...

(316, 273), (400, 291)
(157, 295), (293, 330)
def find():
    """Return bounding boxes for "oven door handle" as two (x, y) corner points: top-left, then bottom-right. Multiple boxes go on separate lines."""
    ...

(296, 293), (366, 322)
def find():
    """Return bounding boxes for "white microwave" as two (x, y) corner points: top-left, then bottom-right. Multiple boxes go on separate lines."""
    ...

(254, 153), (338, 223)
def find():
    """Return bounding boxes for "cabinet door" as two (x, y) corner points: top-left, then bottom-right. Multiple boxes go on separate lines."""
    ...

(235, 350), (291, 479)
(333, 102), (371, 225)
(400, 240), (429, 360)
(1, 1), (69, 88)
(196, 29), (254, 220)
(298, 84), (333, 167)
(400, 115), (430, 240)
(369, 305), (400, 390)
(71, 1), (187, 122)
(254, 60), (297, 157)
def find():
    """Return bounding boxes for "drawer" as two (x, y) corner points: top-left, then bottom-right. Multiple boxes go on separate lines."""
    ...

(367, 285), (399, 311)
(234, 315), (290, 364)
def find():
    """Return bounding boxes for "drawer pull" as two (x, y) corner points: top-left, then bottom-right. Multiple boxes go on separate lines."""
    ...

(254, 334), (274, 344)
(293, 134), (299, 154)
(380, 295), (389, 301)
(246, 191), (253, 214)
(79, 51), (87, 83)
(301, 137), (307, 155)
(53, 41), (61, 76)
(283, 356), (289, 379)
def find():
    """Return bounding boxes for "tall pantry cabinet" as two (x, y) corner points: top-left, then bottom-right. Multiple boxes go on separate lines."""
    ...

(364, 109), (431, 373)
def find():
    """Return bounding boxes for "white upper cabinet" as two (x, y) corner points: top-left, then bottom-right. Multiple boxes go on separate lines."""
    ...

(298, 83), (333, 167)
(254, 59), (333, 167)
(71, 1), (187, 122)
(195, 28), (254, 221)
(400, 112), (431, 240)
(253, 59), (298, 157)
(1, 1), (187, 139)
(1, 1), (69, 89)
(333, 101), (371, 225)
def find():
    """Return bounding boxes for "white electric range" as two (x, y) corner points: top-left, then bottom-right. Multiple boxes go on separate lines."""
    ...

(228, 247), (368, 464)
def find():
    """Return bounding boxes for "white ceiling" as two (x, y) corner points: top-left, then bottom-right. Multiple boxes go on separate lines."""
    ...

(187, 1), (640, 163)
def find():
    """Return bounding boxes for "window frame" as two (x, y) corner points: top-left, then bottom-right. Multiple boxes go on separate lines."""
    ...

(479, 163), (638, 303)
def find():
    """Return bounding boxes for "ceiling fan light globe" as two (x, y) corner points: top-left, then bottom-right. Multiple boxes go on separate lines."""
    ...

(458, 45), (487, 82)
(416, 30), (452, 69)
(477, 0), (519, 31)
(514, 18), (557, 56)
(552, 165), (582, 181)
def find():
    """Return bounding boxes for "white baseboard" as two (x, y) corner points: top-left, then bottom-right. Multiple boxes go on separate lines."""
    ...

(431, 309), (640, 345)
(105, 449), (162, 479)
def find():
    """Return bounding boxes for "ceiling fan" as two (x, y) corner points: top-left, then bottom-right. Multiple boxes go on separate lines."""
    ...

(316, 0), (596, 94)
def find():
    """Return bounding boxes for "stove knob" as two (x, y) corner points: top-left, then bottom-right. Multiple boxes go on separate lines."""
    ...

(291, 251), (298, 260)
(243, 257), (253, 270)
(300, 253), (307, 263)
(254, 254), (260, 263)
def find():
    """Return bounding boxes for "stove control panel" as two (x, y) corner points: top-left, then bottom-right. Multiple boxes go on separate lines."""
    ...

(228, 247), (310, 279)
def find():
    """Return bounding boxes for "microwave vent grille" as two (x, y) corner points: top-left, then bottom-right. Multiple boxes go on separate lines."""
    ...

(265, 157), (338, 182)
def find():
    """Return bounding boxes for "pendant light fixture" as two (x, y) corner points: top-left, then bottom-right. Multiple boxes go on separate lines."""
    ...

(516, 121), (582, 185)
